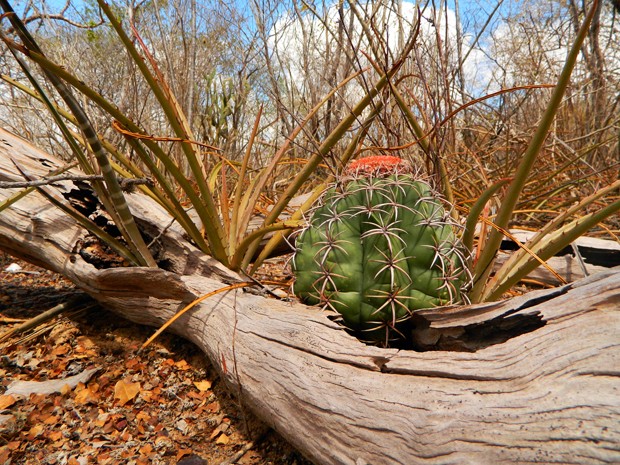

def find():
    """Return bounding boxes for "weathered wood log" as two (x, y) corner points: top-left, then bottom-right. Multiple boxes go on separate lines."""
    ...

(493, 250), (610, 286)
(495, 229), (620, 286)
(1, 128), (619, 465)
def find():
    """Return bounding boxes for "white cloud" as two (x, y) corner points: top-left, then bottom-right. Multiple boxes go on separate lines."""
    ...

(267, 1), (496, 102)
(268, 0), (619, 104)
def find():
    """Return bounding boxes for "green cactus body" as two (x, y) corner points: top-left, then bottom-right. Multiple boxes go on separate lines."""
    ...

(292, 157), (470, 344)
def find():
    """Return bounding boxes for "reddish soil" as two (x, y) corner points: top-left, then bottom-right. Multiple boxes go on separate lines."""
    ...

(0, 252), (311, 465)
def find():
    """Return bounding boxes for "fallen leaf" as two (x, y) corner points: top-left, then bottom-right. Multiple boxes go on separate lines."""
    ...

(94, 413), (109, 427)
(138, 443), (153, 456)
(215, 433), (230, 445)
(44, 415), (59, 425)
(209, 420), (230, 440)
(0, 394), (16, 409)
(60, 383), (72, 396)
(175, 360), (190, 370)
(26, 423), (45, 439)
(91, 439), (111, 449)
(0, 446), (10, 464)
(73, 350), (98, 359)
(51, 344), (70, 356)
(96, 451), (111, 464)
(176, 448), (193, 461)
(205, 401), (220, 413)
(125, 358), (141, 370)
(75, 385), (99, 405)
(193, 380), (212, 392)
(114, 380), (140, 406)
(139, 389), (154, 403)
(135, 411), (150, 423)
(187, 390), (208, 400)
(176, 418), (190, 434)
(114, 418), (128, 431)
(6, 441), (20, 451)
(47, 430), (63, 441)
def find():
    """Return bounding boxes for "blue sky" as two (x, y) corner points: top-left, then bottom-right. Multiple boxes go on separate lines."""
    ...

(34, 0), (516, 36)
(20, 0), (519, 96)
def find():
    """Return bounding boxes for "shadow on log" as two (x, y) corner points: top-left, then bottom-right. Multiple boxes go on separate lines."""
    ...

(1, 128), (619, 464)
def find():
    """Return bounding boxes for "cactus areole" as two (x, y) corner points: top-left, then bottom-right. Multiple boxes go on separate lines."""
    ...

(292, 155), (470, 344)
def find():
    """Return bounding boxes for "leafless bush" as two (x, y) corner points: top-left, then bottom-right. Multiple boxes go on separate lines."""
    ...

(1, 0), (618, 229)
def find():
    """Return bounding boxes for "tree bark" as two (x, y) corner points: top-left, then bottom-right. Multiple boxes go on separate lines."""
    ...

(1, 128), (619, 465)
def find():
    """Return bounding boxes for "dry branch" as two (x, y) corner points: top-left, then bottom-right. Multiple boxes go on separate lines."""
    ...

(0, 174), (151, 190)
(1, 128), (619, 464)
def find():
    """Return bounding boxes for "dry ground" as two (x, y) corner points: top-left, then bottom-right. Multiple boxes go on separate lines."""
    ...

(0, 252), (311, 465)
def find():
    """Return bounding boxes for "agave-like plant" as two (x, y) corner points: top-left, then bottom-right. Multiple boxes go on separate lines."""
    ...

(0, 0), (418, 273)
(290, 0), (620, 343)
(1, 0), (617, 314)
(341, 0), (619, 306)
(462, 0), (620, 303)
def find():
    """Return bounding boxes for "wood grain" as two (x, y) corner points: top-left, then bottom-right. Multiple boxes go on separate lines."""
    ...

(1, 128), (619, 465)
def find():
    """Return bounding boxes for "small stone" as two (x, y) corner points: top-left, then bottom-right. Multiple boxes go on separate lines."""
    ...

(177, 454), (208, 465)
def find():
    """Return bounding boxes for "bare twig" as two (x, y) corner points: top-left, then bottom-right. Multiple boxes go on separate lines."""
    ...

(0, 294), (93, 343)
(0, 174), (152, 190)
(20, 13), (104, 30)
(217, 440), (256, 465)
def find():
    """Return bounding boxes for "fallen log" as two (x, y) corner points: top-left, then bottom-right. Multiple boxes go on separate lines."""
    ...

(495, 229), (620, 286)
(1, 128), (619, 465)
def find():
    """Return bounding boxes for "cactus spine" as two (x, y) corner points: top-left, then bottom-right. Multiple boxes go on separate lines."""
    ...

(292, 156), (470, 344)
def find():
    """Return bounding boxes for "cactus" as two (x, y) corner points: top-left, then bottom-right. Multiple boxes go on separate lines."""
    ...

(292, 156), (470, 344)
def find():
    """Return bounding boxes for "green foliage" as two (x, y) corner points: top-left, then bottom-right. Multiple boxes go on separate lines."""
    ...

(466, 0), (620, 302)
